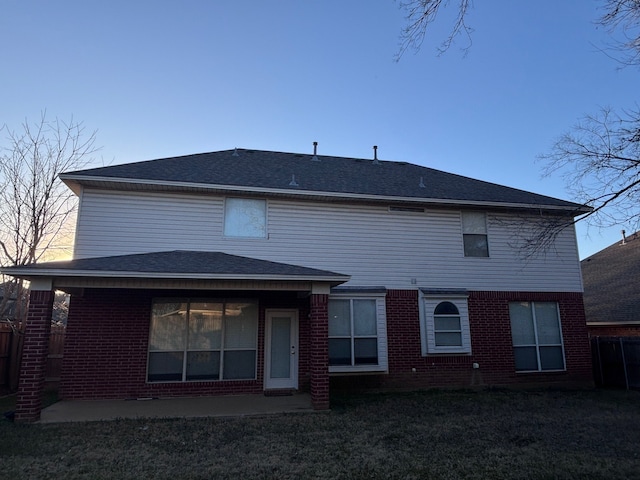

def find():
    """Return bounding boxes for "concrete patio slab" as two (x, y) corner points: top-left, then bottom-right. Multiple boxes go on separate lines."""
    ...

(39, 393), (314, 423)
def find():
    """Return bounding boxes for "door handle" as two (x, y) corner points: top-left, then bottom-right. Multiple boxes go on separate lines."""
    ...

(291, 345), (296, 355)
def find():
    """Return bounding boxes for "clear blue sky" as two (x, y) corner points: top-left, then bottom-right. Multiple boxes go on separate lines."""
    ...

(1, 1), (637, 258)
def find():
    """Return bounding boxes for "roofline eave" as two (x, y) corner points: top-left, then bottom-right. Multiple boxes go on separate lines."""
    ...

(0, 267), (351, 284)
(60, 174), (590, 215)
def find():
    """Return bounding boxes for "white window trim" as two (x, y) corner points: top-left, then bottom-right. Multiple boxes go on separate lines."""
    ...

(420, 293), (472, 355)
(328, 292), (388, 374)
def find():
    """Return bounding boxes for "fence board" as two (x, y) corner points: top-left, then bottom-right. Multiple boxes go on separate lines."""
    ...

(591, 337), (640, 389)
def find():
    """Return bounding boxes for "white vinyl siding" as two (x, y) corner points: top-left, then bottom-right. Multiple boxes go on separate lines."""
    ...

(74, 189), (584, 292)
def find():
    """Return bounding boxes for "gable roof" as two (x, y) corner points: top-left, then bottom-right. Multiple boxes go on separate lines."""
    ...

(581, 232), (640, 325)
(1, 250), (349, 285)
(60, 148), (589, 214)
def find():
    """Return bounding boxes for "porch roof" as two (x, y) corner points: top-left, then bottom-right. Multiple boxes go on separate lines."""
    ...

(0, 250), (350, 289)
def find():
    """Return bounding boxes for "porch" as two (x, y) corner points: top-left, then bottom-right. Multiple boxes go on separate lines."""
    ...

(39, 393), (314, 423)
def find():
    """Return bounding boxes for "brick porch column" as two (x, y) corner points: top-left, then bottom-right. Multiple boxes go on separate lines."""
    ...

(310, 293), (329, 410)
(15, 288), (55, 423)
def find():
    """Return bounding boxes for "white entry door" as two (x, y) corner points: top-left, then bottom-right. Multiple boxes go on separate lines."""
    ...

(265, 309), (298, 390)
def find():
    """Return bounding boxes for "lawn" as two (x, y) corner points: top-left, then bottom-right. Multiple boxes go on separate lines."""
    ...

(1, 389), (639, 479)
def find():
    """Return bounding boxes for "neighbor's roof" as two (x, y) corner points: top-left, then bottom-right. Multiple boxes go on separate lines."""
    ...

(60, 148), (589, 213)
(0, 250), (350, 285)
(581, 232), (640, 326)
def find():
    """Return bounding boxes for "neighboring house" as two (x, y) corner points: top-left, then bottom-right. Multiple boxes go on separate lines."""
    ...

(582, 231), (640, 337)
(2, 147), (594, 422)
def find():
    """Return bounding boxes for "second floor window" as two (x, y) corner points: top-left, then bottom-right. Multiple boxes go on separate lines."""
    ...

(462, 211), (489, 257)
(224, 198), (267, 238)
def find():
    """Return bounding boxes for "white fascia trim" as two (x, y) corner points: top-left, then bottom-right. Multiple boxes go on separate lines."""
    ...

(1, 268), (350, 283)
(60, 174), (589, 213)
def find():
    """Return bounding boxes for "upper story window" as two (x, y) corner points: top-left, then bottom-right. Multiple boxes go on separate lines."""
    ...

(328, 292), (388, 373)
(509, 301), (565, 372)
(224, 198), (267, 238)
(462, 211), (489, 257)
(422, 294), (472, 355)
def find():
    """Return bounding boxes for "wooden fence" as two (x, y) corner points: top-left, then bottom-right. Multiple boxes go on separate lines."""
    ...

(591, 337), (640, 390)
(0, 323), (65, 392)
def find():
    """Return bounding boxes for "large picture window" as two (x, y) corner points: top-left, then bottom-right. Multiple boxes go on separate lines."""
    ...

(148, 299), (258, 382)
(328, 293), (388, 373)
(224, 198), (266, 238)
(509, 301), (565, 372)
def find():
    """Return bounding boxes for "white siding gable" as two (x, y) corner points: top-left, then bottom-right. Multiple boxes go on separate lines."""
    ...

(74, 189), (584, 292)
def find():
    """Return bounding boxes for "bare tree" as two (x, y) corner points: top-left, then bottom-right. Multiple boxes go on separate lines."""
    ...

(598, 0), (640, 68)
(540, 107), (640, 233)
(396, 0), (473, 59)
(0, 113), (98, 322)
(397, 1), (640, 254)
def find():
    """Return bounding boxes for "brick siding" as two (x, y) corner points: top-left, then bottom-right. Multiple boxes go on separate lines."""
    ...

(61, 289), (311, 400)
(15, 290), (55, 422)
(587, 325), (640, 337)
(332, 290), (593, 393)
(62, 288), (593, 403)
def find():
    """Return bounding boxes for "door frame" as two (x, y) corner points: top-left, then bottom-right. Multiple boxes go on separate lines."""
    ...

(264, 309), (299, 390)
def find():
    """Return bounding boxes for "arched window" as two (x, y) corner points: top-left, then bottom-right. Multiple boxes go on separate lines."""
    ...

(433, 302), (462, 347)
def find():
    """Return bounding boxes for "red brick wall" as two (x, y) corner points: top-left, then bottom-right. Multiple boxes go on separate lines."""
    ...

(61, 289), (311, 400)
(15, 290), (54, 422)
(332, 290), (593, 393)
(309, 294), (329, 409)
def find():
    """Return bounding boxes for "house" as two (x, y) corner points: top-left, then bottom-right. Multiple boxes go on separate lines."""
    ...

(582, 230), (640, 337)
(1, 147), (595, 422)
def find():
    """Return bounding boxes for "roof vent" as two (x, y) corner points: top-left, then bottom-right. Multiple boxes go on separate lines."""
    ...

(289, 174), (299, 187)
(621, 229), (627, 245)
(232, 148), (239, 157)
(373, 145), (380, 165)
(311, 141), (320, 162)
(419, 177), (426, 188)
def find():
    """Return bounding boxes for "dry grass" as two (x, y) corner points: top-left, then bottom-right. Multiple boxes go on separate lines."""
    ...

(1, 389), (639, 479)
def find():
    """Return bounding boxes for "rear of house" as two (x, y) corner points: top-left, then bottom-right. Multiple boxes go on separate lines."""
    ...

(3, 148), (594, 421)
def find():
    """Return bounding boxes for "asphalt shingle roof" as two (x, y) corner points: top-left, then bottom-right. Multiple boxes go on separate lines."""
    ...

(581, 232), (640, 324)
(61, 148), (587, 212)
(3, 250), (348, 280)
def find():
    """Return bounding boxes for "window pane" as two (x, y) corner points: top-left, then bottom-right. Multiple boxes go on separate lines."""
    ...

(434, 301), (459, 315)
(462, 212), (486, 234)
(513, 346), (538, 371)
(224, 302), (258, 349)
(328, 338), (351, 365)
(270, 316), (291, 379)
(353, 299), (377, 336)
(223, 350), (256, 379)
(535, 303), (561, 345)
(188, 302), (222, 350)
(150, 301), (187, 350)
(354, 338), (378, 364)
(539, 346), (564, 370)
(435, 332), (462, 347)
(186, 351), (220, 380)
(148, 351), (183, 381)
(509, 302), (535, 345)
(328, 299), (351, 336)
(224, 198), (266, 237)
(463, 234), (489, 257)
(434, 316), (461, 331)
